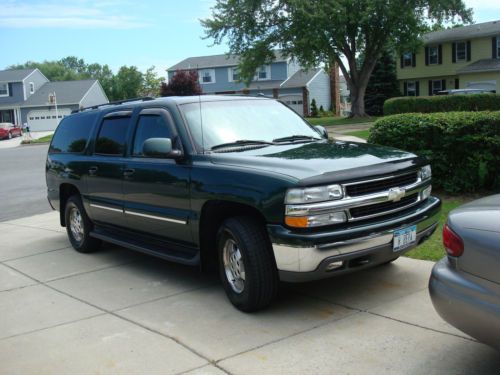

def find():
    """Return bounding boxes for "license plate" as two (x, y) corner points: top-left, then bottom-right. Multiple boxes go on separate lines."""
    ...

(393, 225), (417, 252)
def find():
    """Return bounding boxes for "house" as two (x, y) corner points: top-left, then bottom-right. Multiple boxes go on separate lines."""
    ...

(167, 51), (335, 116)
(397, 19), (500, 96)
(0, 68), (108, 131)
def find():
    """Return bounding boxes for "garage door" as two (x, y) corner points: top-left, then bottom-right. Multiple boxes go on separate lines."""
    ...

(280, 95), (304, 116)
(27, 109), (71, 131)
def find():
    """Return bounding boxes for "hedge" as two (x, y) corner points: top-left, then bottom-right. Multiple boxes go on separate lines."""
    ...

(368, 111), (500, 193)
(384, 94), (500, 115)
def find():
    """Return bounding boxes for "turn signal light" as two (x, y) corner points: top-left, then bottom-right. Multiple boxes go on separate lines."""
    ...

(285, 216), (309, 228)
(443, 224), (464, 257)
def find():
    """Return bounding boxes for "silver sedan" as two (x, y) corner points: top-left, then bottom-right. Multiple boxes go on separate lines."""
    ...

(429, 194), (500, 350)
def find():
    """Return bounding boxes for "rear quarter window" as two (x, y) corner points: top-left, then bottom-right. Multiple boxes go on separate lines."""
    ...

(49, 113), (96, 154)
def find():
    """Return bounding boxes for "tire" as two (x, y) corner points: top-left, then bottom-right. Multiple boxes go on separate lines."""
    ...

(64, 195), (101, 253)
(217, 216), (278, 312)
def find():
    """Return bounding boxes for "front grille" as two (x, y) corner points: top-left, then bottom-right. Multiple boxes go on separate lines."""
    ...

(349, 193), (419, 219)
(345, 171), (418, 197)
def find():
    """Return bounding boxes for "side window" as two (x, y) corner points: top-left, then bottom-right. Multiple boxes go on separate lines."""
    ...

(49, 114), (95, 154)
(95, 117), (130, 155)
(132, 115), (173, 156)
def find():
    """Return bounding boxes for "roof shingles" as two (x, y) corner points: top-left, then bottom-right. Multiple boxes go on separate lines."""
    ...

(23, 80), (97, 106)
(0, 68), (37, 83)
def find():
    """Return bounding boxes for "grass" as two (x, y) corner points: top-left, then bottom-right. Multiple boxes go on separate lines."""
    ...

(22, 134), (53, 144)
(307, 116), (378, 126)
(404, 195), (471, 262)
(343, 129), (370, 139)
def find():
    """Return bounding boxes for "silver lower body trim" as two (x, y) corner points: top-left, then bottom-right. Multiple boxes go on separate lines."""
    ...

(124, 210), (187, 225)
(90, 203), (123, 213)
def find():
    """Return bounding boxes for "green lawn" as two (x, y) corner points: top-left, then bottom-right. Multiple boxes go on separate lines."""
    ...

(404, 195), (470, 261)
(307, 116), (378, 126)
(343, 129), (370, 139)
(22, 134), (53, 144)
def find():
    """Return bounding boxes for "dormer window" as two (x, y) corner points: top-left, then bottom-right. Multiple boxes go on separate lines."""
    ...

(0, 83), (8, 97)
(29, 82), (35, 94)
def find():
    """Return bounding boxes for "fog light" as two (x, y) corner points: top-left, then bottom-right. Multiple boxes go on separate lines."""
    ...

(421, 185), (432, 200)
(325, 261), (343, 271)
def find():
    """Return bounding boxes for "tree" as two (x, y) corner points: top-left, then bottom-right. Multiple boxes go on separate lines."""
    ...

(364, 50), (401, 116)
(112, 66), (144, 100)
(160, 70), (202, 96)
(310, 98), (318, 117)
(140, 66), (165, 97)
(202, 0), (471, 117)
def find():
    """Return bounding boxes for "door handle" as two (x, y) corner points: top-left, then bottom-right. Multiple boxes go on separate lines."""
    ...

(88, 166), (98, 175)
(123, 168), (135, 177)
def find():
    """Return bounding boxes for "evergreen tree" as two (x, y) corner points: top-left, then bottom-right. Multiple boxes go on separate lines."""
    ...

(364, 51), (401, 116)
(310, 98), (318, 117)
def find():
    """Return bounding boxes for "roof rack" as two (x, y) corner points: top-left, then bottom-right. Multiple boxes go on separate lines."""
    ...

(72, 96), (156, 114)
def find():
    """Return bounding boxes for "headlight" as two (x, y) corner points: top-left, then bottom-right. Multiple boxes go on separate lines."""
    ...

(419, 165), (432, 180)
(285, 184), (343, 204)
(285, 211), (347, 228)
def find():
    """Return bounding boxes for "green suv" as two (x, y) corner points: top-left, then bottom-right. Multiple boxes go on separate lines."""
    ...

(46, 96), (441, 311)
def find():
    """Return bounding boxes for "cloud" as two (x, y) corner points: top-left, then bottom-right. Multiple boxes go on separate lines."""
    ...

(0, 0), (148, 29)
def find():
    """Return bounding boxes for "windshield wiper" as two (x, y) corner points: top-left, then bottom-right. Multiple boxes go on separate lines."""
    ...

(272, 135), (321, 143)
(210, 139), (274, 151)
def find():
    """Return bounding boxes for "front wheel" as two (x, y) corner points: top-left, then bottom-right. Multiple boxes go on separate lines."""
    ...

(64, 195), (101, 253)
(217, 216), (278, 312)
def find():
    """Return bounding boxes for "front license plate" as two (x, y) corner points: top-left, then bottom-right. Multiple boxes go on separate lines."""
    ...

(393, 225), (417, 252)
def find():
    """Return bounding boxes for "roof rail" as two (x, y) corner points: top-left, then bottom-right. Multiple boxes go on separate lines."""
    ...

(72, 96), (156, 114)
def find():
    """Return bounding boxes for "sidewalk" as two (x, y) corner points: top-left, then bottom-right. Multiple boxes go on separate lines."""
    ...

(0, 131), (53, 149)
(1, 211), (499, 374)
(327, 123), (372, 143)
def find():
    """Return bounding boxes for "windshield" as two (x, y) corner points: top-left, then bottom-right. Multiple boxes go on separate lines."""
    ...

(180, 99), (321, 151)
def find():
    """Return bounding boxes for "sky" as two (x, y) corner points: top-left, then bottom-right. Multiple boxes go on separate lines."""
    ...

(0, 0), (500, 78)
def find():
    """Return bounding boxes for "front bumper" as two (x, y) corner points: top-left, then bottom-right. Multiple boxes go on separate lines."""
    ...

(429, 257), (500, 350)
(267, 196), (441, 282)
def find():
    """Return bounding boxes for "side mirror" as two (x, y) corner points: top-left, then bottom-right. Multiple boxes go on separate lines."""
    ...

(143, 138), (182, 159)
(314, 125), (329, 139)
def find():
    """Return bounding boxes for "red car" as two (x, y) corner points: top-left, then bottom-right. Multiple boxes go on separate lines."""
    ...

(0, 123), (22, 140)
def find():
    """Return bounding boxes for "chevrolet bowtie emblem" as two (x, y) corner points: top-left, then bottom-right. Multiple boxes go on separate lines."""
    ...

(388, 187), (406, 202)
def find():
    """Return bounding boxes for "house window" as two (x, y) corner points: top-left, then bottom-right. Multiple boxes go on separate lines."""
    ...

(255, 65), (271, 80)
(407, 81), (417, 96)
(199, 69), (215, 84)
(429, 46), (439, 65)
(403, 52), (413, 67)
(497, 36), (500, 58)
(0, 83), (8, 97)
(29, 82), (35, 94)
(229, 67), (240, 82)
(456, 42), (467, 61)
(432, 80), (442, 95)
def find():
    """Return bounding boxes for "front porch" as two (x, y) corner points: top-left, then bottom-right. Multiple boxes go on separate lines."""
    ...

(0, 108), (22, 125)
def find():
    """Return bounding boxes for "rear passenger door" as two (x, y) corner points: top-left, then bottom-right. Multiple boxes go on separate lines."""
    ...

(122, 108), (193, 245)
(86, 111), (132, 228)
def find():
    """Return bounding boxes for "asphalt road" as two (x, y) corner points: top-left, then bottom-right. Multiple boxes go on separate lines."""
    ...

(0, 144), (51, 222)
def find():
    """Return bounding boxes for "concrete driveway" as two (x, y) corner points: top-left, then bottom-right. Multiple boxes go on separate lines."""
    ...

(1, 212), (499, 374)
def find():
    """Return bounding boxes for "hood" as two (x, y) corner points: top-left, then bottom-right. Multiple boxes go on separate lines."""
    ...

(209, 140), (424, 184)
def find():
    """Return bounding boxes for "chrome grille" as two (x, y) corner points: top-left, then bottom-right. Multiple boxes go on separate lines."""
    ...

(349, 193), (419, 219)
(345, 171), (418, 197)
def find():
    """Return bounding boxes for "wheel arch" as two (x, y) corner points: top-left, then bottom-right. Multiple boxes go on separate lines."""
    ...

(198, 200), (271, 269)
(59, 183), (81, 227)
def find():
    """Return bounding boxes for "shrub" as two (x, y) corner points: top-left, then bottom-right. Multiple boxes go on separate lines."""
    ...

(383, 94), (500, 115)
(310, 98), (318, 117)
(368, 111), (500, 193)
(160, 70), (202, 96)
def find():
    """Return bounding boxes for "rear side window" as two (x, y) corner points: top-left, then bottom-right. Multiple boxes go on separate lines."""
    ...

(132, 115), (173, 156)
(95, 117), (130, 155)
(49, 114), (94, 154)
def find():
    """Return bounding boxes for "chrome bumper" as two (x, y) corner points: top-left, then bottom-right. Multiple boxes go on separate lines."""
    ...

(270, 196), (441, 281)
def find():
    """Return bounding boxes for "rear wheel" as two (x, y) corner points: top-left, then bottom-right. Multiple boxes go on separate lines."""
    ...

(64, 195), (101, 253)
(217, 216), (278, 312)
